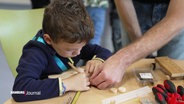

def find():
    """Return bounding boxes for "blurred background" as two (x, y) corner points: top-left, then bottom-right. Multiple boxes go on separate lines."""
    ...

(0, 0), (31, 9)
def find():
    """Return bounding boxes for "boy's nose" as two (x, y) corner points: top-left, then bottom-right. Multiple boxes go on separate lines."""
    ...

(72, 50), (80, 56)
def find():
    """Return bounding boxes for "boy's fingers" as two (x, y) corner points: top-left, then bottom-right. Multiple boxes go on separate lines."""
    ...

(85, 87), (90, 90)
(86, 82), (90, 86)
(77, 67), (84, 73)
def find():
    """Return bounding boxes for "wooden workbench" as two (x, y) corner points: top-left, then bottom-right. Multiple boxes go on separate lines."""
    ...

(4, 59), (184, 104)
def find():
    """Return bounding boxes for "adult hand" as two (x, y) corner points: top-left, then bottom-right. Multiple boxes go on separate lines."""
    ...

(85, 59), (103, 75)
(89, 54), (127, 89)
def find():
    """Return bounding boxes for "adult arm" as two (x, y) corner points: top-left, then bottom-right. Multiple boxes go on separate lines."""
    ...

(90, 0), (184, 89)
(115, 0), (142, 41)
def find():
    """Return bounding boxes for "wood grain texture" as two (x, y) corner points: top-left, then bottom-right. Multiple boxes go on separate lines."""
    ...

(155, 56), (184, 78)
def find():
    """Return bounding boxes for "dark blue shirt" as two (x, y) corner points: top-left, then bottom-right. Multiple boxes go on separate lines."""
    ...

(12, 30), (112, 102)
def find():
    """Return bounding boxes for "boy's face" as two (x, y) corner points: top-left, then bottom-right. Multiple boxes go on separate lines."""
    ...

(44, 34), (86, 58)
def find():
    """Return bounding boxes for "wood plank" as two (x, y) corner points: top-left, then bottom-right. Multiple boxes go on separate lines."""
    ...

(155, 56), (184, 78)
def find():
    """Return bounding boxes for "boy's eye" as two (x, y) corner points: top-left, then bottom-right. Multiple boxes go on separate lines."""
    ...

(66, 49), (72, 51)
(66, 49), (75, 51)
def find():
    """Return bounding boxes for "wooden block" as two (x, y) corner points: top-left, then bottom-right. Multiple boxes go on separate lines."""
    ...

(155, 56), (184, 78)
(102, 86), (152, 104)
(118, 87), (126, 93)
(110, 88), (118, 94)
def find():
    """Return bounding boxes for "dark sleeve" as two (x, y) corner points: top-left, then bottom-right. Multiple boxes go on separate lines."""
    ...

(80, 44), (112, 60)
(12, 47), (59, 102)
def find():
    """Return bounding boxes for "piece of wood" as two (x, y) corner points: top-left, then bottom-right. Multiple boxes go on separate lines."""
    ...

(155, 56), (184, 78)
(68, 62), (82, 73)
(102, 86), (152, 104)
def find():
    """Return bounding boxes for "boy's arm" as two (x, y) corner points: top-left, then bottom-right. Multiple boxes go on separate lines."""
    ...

(12, 48), (60, 102)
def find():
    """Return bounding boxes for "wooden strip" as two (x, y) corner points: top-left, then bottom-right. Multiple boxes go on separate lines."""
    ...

(68, 62), (82, 73)
(155, 56), (184, 78)
(102, 86), (151, 104)
(61, 92), (76, 104)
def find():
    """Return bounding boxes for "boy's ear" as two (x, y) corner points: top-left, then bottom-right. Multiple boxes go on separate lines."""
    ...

(43, 34), (52, 45)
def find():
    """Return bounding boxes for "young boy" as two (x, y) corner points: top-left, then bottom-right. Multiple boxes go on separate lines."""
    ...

(12, 0), (112, 102)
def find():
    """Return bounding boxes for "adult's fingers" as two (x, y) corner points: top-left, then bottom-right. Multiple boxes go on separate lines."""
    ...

(88, 64), (94, 74)
(85, 62), (90, 73)
(90, 64), (103, 79)
(97, 80), (114, 89)
(90, 72), (106, 86)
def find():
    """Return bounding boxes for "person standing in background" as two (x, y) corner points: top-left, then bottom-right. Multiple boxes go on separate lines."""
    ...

(109, 0), (123, 52)
(83, 0), (109, 45)
(114, 0), (184, 59)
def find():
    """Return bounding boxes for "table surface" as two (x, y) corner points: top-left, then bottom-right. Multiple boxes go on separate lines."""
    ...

(4, 59), (184, 104)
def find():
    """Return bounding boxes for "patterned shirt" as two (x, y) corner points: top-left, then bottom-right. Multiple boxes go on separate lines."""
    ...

(83, 0), (109, 8)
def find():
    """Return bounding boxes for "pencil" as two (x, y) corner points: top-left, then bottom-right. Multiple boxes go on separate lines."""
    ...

(68, 62), (81, 73)
(67, 58), (81, 104)
(68, 57), (74, 64)
(71, 91), (81, 104)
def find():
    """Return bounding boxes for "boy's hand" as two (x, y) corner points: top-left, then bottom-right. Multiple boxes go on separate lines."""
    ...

(85, 59), (103, 75)
(62, 72), (90, 91)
